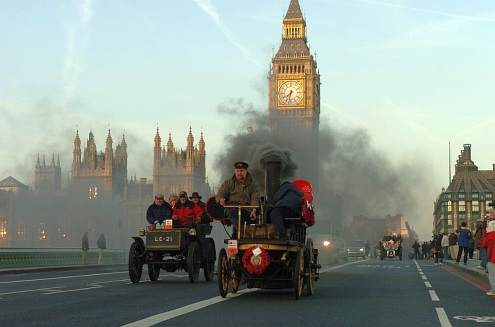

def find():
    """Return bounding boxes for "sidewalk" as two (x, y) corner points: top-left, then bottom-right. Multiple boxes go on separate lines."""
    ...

(441, 257), (489, 280)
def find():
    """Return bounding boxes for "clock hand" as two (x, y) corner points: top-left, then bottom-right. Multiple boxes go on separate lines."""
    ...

(285, 90), (293, 104)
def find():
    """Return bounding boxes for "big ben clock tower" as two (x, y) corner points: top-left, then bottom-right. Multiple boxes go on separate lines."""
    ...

(268, 0), (320, 189)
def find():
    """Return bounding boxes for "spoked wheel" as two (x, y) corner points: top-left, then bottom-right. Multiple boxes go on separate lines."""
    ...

(148, 263), (160, 281)
(128, 242), (143, 283)
(187, 241), (201, 283)
(231, 264), (240, 294)
(305, 239), (315, 296)
(203, 242), (215, 282)
(293, 249), (304, 300)
(218, 248), (229, 298)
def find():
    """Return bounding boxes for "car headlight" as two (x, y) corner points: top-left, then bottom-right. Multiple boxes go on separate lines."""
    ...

(323, 241), (330, 246)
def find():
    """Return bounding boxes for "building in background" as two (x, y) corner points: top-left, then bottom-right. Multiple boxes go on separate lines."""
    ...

(433, 144), (495, 234)
(268, 0), (321, 190)
(152, 127), (210, 197)
(0, 128), (211, 249)
(35, 153), (61, 193)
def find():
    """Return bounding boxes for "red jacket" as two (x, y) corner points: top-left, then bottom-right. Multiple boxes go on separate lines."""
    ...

(172, 200), (203, 226)
(481, 231), (495, 264)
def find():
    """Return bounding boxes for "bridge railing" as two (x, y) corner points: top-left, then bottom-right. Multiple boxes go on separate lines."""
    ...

(0, 248), (126, 268)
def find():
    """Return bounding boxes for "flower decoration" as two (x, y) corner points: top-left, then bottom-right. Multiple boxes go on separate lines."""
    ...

(242, 246), (270, 275)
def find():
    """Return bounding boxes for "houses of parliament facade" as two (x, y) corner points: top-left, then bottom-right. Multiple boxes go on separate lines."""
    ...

(0, 127), (211, 248)
(0, 0), (328, 248)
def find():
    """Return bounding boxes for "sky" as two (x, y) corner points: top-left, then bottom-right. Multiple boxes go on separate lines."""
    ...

(1, 0), (494, 241)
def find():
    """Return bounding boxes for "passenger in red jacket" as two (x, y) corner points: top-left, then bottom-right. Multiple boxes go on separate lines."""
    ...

(481, 218), (495, 296)
(172, 191), (203, 227)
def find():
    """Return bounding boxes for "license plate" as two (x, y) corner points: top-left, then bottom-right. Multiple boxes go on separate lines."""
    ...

(146, 230), (181, 249)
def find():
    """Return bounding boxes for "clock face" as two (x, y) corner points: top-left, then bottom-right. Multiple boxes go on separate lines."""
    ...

(278, 80), (303, 106)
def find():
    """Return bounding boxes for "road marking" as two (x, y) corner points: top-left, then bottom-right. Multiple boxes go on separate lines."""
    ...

(429, 290), (439, 301)
(436, 308), (453, 327)
(425, 282), (432, 288)
(121, 288), (259, 327)
(421, 275), (427, 280)
(0, 286), (62, 296)
(43, 284), (102, 294)
(454, 316), (495, 323)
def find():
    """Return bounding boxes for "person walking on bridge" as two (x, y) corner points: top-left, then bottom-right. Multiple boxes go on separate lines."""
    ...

(81, 232), (89, 265)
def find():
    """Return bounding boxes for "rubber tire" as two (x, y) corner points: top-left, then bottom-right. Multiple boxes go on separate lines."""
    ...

(187, 241), (201, 283)
(128, 242), (143, 283)
(148, 263), (160, 281)
(203, 242), (215, 282)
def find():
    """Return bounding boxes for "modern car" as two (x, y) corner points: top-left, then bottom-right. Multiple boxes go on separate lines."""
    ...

(343, 240), (366, 259)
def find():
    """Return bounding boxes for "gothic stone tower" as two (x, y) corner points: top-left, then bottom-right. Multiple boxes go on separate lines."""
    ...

(71, 129), (128, 198)
(35, 153), (62, 192)
(268, 0), (320, 189)
(153, 127), (209, 197)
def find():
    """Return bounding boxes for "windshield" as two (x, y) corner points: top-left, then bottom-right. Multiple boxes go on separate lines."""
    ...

(345, 241), (364, 247)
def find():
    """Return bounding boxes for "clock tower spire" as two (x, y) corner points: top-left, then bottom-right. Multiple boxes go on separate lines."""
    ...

(268, 0), (320, 189)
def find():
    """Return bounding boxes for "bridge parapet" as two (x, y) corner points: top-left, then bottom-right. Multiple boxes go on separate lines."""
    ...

(0, 248), (126, 268)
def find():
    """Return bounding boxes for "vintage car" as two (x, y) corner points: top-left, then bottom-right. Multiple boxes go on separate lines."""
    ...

(209, 170), (321, 300)
(380, 239), (403, 260)
(128, 222), (216, 283)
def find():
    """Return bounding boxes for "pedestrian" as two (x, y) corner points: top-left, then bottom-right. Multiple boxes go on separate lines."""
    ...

(421, 241), (429, 260)
(481, 219), (495, 296)
(216, 161), (261, 238)
(432, 230), (444, 265)
(468, 235), (475, 259)
(82, 232), (89, 265)
(448, 229), (459, 261)
(441, 230), (449, 260)
(365, 241), (371, 258)
(412, 240), (421, 260)
(456, 222), (472, 265)
(474, 218), (487, 270)
(97, 233), (106, 265)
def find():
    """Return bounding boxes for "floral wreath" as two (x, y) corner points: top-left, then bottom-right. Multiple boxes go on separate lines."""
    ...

(242, 246), (270, 275)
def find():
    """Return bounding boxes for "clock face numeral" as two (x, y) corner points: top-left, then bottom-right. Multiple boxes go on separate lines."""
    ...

(278, 81), (303, 106)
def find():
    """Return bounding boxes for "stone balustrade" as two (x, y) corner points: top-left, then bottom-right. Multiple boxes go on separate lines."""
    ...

(0, 248), (126, 268)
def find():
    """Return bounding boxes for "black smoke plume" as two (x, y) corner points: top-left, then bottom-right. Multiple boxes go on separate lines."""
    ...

(214, 98), (431, 238)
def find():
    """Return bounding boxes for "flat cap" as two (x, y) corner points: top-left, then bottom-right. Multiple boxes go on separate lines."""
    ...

(155, 194), (164, 199)
(234, 161), (248, 169)
(179, 191), (188, 197)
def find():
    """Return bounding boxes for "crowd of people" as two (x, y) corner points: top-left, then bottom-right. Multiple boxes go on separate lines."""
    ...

(410, 207), (495, 296)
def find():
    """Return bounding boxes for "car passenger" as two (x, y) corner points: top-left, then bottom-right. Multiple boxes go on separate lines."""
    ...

(146, 194), (173, 225)
(172, 191), (203, 227)
(264, 181), (302, 240)
(189, 191), (211, 223)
